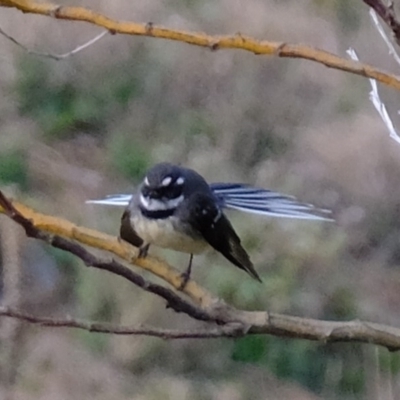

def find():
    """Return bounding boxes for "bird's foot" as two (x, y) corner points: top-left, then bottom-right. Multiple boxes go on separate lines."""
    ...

(118, 236), (148, 262)
(178, 254), (193, 290)
(179, 270), (191, 290)
(138, 243), (150, 258)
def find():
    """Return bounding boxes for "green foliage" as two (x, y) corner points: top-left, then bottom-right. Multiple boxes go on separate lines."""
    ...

(234, 128), (290, 170)
(78, 329), (109, 354)
(389, 352), (400, 375)
(179, 108), (216, 140)
(0, 149), (29, 190)
(232, 337), (367, 395)
(108, 134), (151, 180)
(232, 336), (266, 363)
(232, 337), (327, 391)
(15, 59), (101, 139)
(73, 267), (118, 354)
(47, 246), (77, 269)
(324, 287), (358, 320)
(14, 56), (143, 141)
(233, 107), (291, 169)
(338, 365), (364, 395)
(378, 348), (400, 374)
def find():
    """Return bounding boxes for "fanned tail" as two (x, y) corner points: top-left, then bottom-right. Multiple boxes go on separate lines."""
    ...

(210, 183), (333, 222)
(86, 194), (132, 206)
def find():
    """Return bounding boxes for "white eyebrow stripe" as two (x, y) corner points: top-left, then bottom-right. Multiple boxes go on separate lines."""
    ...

(144, 176), (150, 186)
(161, 176), (172, 186)
(176, 177), (185, 185)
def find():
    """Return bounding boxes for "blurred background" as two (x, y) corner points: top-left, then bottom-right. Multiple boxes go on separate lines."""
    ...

(1, 0), (400, 398)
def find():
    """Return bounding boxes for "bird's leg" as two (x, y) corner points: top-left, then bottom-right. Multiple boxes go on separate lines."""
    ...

(179, 254), (193, 290)
(138, 243), (150, 258)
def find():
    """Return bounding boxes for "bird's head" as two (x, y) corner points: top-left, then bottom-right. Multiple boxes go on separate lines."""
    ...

(140, 163), (185, 211)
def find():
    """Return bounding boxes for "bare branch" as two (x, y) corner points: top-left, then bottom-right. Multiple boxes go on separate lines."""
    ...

(0, 192), (218, 310)
(0, 191), (216, 324)
(0, 25), (108, 60)
(370, 9), (400, 65)
(1, 0), (400, 90)
(2, 191), (400, 350)
(363, 0), (400, 45)
(347, 48), (400, 144)
(0, 306), (245, 339)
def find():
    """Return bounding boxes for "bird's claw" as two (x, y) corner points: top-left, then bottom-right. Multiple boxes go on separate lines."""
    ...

(138, 243), (150, 258)
(178, 271), (191, 290)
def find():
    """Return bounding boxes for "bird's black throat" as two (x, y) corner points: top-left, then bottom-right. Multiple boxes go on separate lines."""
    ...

(139, 206), (175, 219)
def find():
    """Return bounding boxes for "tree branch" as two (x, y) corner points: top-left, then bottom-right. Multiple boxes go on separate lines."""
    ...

(0, 192), (218, 310)
(2, 192), (400, 350)
(0, 306), (246, 339)
(1, 0), (400, 90)
(363, 0), (400, 45)
(0, 25), (108, 60)
(0, 191), (217, 323)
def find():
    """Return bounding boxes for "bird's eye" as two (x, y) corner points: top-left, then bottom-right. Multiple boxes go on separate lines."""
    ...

(168, 184), (183, 199)
(142, 175), (184, 200)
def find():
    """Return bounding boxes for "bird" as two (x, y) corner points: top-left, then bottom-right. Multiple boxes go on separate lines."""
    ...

(87, 162), (332, 284)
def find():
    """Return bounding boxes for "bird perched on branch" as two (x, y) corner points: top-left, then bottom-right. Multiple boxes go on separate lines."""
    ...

(87, 163), (332, 284)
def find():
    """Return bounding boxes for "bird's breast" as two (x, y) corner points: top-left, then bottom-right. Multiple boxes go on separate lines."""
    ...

(130, 213), (208, 254)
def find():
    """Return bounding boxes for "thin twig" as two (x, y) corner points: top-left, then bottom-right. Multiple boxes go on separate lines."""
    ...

(0, 25), (108, 60)
(0, 306), (245, 339)
(1, 0), (400, 89)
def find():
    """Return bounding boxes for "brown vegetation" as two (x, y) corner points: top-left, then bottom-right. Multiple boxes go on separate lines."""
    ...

(1, 0), (400, 399)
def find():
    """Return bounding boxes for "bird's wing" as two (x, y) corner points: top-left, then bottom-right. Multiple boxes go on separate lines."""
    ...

(119, 209), (144, 248)
(87, 195), (144, 247)
(178, 193), (262, 282)
(210, 183), (333, 221)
